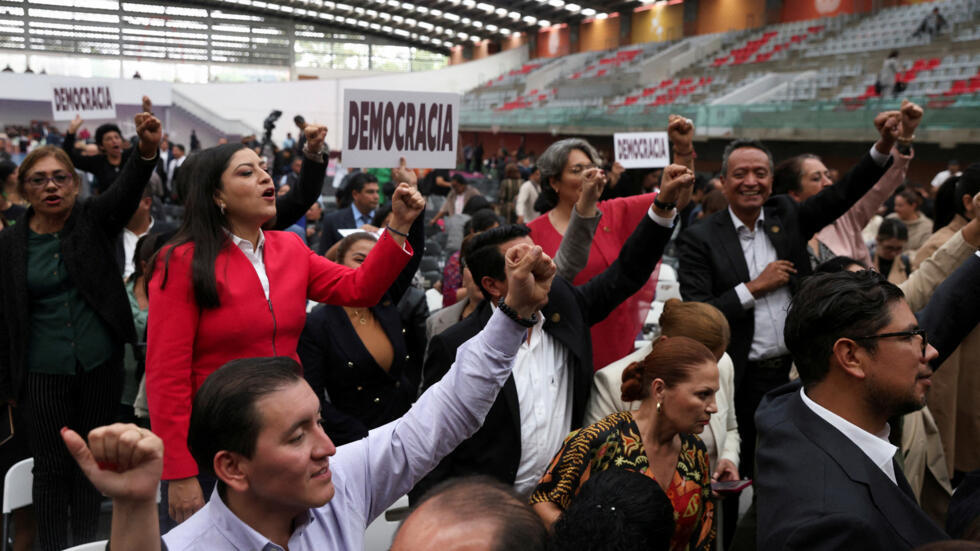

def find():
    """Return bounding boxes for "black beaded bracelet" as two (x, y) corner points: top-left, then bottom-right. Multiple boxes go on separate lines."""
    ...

(497, 297), (537, 328)
(386, 225), (409, 237)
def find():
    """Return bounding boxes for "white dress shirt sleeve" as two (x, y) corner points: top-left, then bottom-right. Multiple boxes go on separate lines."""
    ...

(332, 308), (527, 523)
(647, 206), (677, 227)
(869, 145), (891, 167)
(735, 283), (756, 310)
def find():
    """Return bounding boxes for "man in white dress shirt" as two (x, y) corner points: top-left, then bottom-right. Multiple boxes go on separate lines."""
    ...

(678, 103), (922, 476)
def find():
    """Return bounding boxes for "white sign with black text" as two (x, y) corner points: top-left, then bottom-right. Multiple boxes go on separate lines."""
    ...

(50, 81), (117, 121)
(342, 88), (460, 169)
(613, 131), (670, 169)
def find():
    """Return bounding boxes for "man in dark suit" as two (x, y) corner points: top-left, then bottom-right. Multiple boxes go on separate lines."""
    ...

(413, 164), (694, 501)
(677, 102), (922, 475)
(317, 172), (379, 254)
(756, 256), (980, 550)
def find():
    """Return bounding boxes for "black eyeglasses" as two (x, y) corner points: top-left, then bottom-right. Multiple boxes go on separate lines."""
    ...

(852, 329), (928, 358)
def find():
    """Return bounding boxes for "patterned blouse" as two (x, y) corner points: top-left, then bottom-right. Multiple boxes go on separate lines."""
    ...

(530, 411), (715, 551)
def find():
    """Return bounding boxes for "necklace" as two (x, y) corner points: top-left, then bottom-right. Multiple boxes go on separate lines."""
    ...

(349, 308), (368, 325)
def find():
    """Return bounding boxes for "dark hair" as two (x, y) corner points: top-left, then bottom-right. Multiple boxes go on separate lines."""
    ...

(410, 476), (547, 551)
(466, 208), (501, 235)
(0, 159), (16, 184)
(877, 217), (909, 241)
(464, 224), (531, 300)
(814, 256), (865, 273)
(549, 468), (674, 551)
(888, 50), (899, 58)
(621, 336), (715, 402)
(371, 202), (392, 228)
(721, 138), (774, 177)
(701, 189), (728, 216)
(504, 162), (521, 180)
(955, 163), (980, 216)
(188, 357), (303, 492)
(450, 173), (467, 187)
(462, 195), (492, 215)
(933, 175), (960, 231)
(150, 142), (248, 308)
(772, 154), (821, 196)
(533, 185), (559, 214)
(334, 231), (378, 265)
(784, 271), (905, 387)
(95, 123), (122, 148)
(129, 232), (167, 286)
(895, 189), (922, 209)
(174, 144), (186, 154)
(349, 172), (378, 195)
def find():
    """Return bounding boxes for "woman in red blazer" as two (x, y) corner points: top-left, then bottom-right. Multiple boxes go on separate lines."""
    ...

(527, 117), (694, 370)
(146, 133), (424, 524)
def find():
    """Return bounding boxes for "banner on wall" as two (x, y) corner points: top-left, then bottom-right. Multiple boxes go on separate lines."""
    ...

(613, 131), (670, 169)
(343, 88), (460, 169)
(50, 81), (117, 121)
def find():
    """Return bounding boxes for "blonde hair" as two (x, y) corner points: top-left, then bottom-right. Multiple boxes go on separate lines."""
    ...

(659, 298), (730, 358)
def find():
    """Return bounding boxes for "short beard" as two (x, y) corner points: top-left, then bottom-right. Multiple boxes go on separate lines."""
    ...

(866, 379), (926, 418)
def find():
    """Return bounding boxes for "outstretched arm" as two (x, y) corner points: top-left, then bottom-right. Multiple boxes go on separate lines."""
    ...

(336, 243), (557, 523)
(270, 124), (328, 231)
(62, 115), (102, 174)
(579, 164), (693, 326)
(90, 112), (161, 237)
(553, 161), (605, 281)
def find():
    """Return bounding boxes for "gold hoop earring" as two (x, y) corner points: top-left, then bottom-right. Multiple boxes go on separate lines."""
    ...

(656, 401), (662, 414)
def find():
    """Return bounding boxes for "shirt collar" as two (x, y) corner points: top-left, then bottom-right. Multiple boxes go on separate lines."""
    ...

(224, 228), (266, 255)
(351, 203), (374, 224)
(208, 487), (316, 551)
(799, 388), (897, 472)
(728, 207), (764, 233)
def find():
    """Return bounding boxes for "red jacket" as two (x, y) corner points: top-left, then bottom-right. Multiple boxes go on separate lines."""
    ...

(147, 230), (412, 479)
(528, 192), (659, 370)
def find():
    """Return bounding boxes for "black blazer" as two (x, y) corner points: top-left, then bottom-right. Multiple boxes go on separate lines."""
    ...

(754, 251), (980, 550)
(0, 152), (157, 401)
(316, 206), (357, 255)
(297, 214), (424, 445)
(411, 212), (674, 500)
(677, 151), (890, 384)
(756, 382), (949, 550)
(272, 156), (325, 232)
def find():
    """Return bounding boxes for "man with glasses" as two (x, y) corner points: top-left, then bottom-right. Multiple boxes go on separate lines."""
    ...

(754, 261), (980, 550)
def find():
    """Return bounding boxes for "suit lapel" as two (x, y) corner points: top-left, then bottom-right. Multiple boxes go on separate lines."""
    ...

(761, 209), (792, 262)
(713, 213), (751, 283)
(791, 396), (945, 546)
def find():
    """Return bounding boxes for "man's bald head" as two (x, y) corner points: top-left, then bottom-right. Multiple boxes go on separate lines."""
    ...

(392, 477), (546, 551)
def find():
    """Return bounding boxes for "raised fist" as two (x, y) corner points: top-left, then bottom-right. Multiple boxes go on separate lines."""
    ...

(503, 243), (556, 319)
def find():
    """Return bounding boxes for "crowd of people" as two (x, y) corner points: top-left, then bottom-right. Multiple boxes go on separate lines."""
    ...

(0, 94), (979, 551)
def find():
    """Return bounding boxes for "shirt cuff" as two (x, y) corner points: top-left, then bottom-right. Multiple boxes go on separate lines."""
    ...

(735, 283), (755, 310)
(869, 145), (890, 167)
(975, 251), (980, 260)
(647, 206), (677, 228)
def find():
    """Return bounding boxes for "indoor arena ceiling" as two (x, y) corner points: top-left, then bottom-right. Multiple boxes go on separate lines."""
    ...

(181, 0), (654, 53)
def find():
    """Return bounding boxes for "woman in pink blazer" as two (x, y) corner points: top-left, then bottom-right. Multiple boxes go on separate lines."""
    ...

(146, 133), (424, 525)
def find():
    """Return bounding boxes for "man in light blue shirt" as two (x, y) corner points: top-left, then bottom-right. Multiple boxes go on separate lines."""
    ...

(317, 173), (380, 254)
(61, 242), (557, 551)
